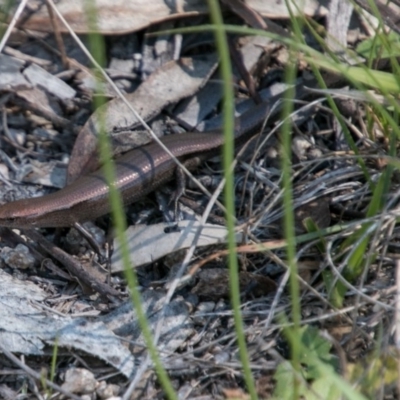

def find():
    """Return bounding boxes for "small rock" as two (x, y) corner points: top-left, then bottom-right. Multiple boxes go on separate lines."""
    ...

(292, 136), (311, 159)
(61, 368), (97, 394)
(1, 244), (36, 270)
(96, 381), (120, 399)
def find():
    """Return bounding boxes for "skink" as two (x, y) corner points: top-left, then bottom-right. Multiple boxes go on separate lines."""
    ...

(0, 101), (271, 228)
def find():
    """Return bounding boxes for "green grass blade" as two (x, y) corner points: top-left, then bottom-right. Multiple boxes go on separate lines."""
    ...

(207, 1), (257, 398)
(82, 1), (176, 397)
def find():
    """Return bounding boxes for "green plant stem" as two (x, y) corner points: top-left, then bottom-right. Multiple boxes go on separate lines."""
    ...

(49, 336), (58, 395)
(82, 1), (176, 398)
(207, 1), (257, 399)
(283, 1), (303, 396)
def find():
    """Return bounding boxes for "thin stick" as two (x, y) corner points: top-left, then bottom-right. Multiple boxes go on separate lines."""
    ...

(0, 343), (82, 400)
(0, 0), (29, 53)
(45, 0), (68, 68)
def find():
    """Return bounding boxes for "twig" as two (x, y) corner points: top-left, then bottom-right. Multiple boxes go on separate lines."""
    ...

(24, 229), (121, 300)
(0, 343), (82, 400)
(45, 0), (68, 68)
(0, 0), (29, 53)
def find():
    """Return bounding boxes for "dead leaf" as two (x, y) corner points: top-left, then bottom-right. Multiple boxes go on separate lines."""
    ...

(67, 55), (218, 182)
(16, 0), (329, 35)
(111, 220), (243, 272)
(192, 268), (276, 299)
(222, 387), (250, 400)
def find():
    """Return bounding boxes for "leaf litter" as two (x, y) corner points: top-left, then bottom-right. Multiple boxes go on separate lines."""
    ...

(0, 0), (399, 398)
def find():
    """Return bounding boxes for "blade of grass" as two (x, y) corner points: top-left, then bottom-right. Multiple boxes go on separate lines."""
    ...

(49, 336), (59, 397)
(285, 1), (392, 309)
(154, 24), (400, 93)
(155, 23), (400, 195)
(302, 217), (327, 254)
(357, 0), (400, 81)
(330, 171), (386, 307)
(81, 1), (176, 397)
(206, 1), (257, 398)
(293, 13), (374, 189)
(280, 0), (304, 395)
